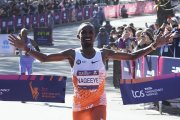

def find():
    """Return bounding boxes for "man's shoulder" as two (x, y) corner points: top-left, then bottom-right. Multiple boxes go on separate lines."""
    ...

(62, 48), (75, 54)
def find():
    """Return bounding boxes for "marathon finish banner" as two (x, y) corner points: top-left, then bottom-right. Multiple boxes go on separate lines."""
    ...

(120, 73), (180, 105)
(0, 75), (66, 102)
(142, 55), (158, 77)
(134, 56), (158, 78)
(134, 57), (143, 78)
(159, 57), (180, 75)
(125, 56), (179, 79)
(121, 60), (134, 79)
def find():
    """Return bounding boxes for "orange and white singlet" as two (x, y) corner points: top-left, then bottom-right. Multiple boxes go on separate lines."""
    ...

(71, 48), (107, 112)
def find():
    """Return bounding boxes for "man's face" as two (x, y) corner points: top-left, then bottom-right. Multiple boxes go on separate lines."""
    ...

(122, 27), (132, 38)
(78, 25), (95, 48)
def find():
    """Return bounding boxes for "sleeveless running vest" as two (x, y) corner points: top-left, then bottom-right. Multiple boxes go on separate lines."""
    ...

(71, 48), (107, 111)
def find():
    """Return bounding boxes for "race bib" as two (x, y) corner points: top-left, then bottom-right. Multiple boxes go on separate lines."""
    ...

(77, 70), (99, 89)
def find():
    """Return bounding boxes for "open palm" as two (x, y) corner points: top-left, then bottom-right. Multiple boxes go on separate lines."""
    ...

(155, 32), (172, 47)
(8, 34), (26, 50)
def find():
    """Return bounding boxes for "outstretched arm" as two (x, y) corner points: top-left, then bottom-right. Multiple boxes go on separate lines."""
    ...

(104, 32), (174, 61)
(8, 34), (74, 62)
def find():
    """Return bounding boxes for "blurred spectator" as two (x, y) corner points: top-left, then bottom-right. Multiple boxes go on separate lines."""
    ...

(135, 30), (143, 42)
(121, 5), (128, 18)
(96, 27), (109, 70)
(96, 27), (109, 48)
(161, 17), (180, 57)
(103, 20), (112, 35)
(90, 13), (101, 36)
(167, 17), (179, 28)
(97, 7), (106, 25)
(172, 28), (180, 58)
(38, 3), (44, 14)
(134, 28), (159, 55)
(115, 26), (136, 53)
(116, 26), (124, 37)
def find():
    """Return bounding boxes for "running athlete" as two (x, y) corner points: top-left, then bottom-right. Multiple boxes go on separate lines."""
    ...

(8, 22), (174, 120)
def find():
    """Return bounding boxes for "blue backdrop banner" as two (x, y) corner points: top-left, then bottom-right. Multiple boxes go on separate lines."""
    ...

(120, 73), (180, 105)
(0, 75), (66, 103)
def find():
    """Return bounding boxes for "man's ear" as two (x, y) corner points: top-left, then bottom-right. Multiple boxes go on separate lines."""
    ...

(77, 35), (80, 39)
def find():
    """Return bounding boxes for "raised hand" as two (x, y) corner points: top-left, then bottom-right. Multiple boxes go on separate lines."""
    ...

(8, 34), (26, 50)
(154, 32), (173, 48)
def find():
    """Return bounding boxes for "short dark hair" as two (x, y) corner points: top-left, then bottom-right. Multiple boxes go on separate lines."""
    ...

(77, 22), (95, 34)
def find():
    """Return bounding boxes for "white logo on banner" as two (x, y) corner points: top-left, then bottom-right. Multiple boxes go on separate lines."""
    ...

(131, 87), (163, 98)
(0, 34), (15, 56)
(0, 89), (10, 95)
(2, 21), (6, 27)
(136, 64), (141, 77)
(172, 67), (180, 73)
(26, 18), (29, 24)
(146, 70), (155, 77)
(131, 90), (145, 98)
(124, 67), (129, 72)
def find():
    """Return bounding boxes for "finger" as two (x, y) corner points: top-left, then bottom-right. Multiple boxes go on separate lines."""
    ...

(165, 33), (173, 43)
(156, 30), (163, 39)
(8, 38), (14, 43)
(9, 42), (15, 46)
(164, 32), (171, 38)
(9, 34), (19, 41)
(8, 34), (16, 41)
(165, 33), (172, 39)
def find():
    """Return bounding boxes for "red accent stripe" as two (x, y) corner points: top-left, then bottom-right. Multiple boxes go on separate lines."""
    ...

(30, 75), (36, 80)
(0, 75), (19, 80)
(19, 75), (29, 80)
(40, 75), (44, 80)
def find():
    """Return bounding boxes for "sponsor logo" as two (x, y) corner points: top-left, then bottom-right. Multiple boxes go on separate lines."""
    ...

(2, 40), (10, 49)
(172, 66), (180, 73)
(123, 67), (129, 72)
(77, 70), (99, 76)
(29, 81), (39, 100)
(131, 87), (163, 98)
(40, 17), (44, 22)
(0, 89), (10, 95)
(146, 70), (155, 77)
(91, 60), (98, 64)
(136, 64), (141, 77)
(131, 90), (145, 98)
(76, 59), (86, 65)
(76, 59), (81, 65)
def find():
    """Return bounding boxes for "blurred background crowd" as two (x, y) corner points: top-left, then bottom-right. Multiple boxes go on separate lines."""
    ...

(0, 0), (128, 18)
